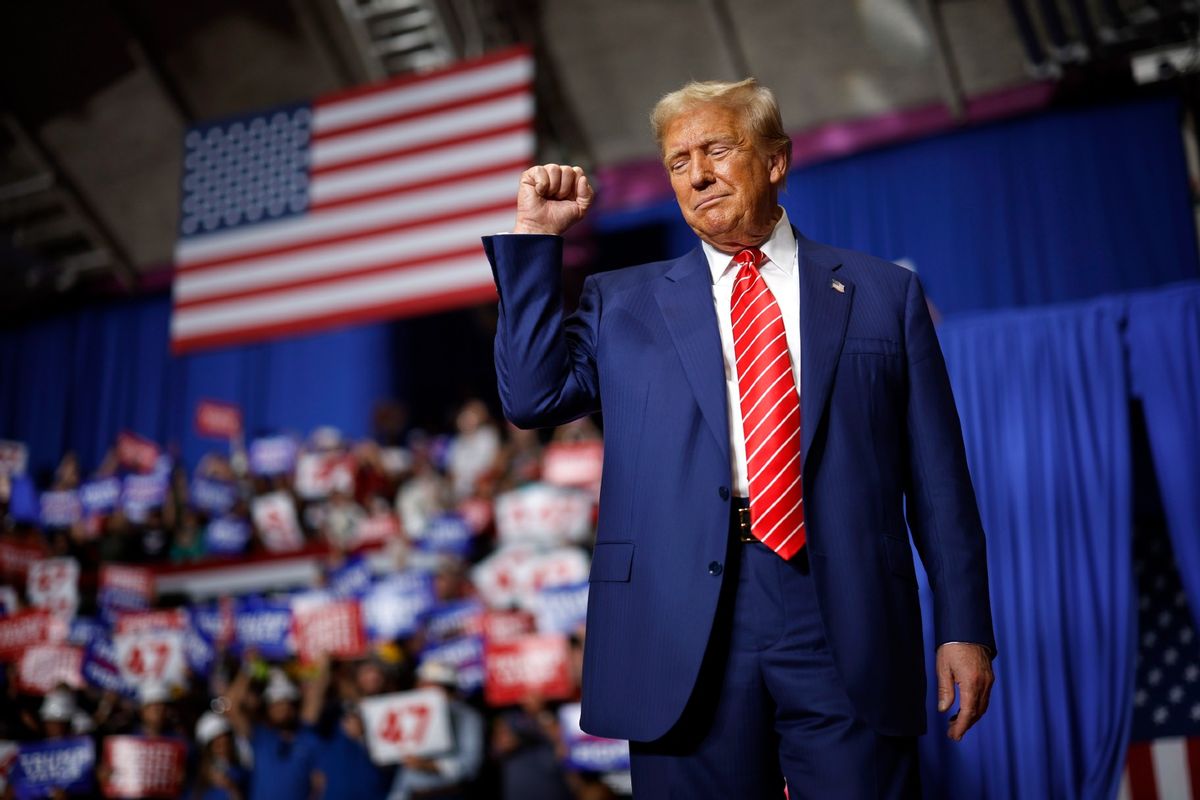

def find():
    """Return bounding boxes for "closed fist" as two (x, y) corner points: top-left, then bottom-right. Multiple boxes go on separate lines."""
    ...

(513, 164), (594, 236)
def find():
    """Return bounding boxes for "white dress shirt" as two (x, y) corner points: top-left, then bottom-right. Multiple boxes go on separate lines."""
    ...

(701, 208), (801, 497)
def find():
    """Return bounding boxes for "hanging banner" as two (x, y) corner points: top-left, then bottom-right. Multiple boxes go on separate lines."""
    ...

(116, 432), (161, 474)
(534, 581), (589, 635)
(101, 736), (187, 799)
(494, 483), (592, 546)
(27, 557), (80, 620)
(419, 635), (485, 694)
(251, 491), (304, 552)
(39, 491), (81, 529)
(291, 597), (366, 663)
(79, 477), (122, 517)
(557, 702), (630, 773)
(0, 440), (28, 477)
(194, 399), (243, 440)
(17, 644), (84, 695)
(484, 633), (574, 707)
(114, 629), (187, 691)
(231, 598), (293, 660)
(361, 573), (436, 642)
(9, 737), (95, 798)
(0, 609), (66, 662)
(248, 436), (298, 477)
(541, 440), (603, 493)
(360, 688), (453, 764)
(294, 453), (355, 500)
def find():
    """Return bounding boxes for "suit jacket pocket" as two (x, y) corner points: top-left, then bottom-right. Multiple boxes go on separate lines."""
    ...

(842, 337), (900, 356)
(590, 541), (634, 582)
(882, 535), (916, 581)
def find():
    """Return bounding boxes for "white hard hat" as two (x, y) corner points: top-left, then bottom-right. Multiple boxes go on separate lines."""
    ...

(262, 669), (299, 703)
(416, 660), (457, 688)
(138, 680), (172, 707)
(195, 711), (232, 747)
(40, 690), (76, 722)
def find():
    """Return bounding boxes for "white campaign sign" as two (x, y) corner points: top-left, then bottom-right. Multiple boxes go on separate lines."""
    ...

(26, 558), (80, 619)
(494, 483), (593, 545)
(251, 492), (305, 552)
(113, 629), (187, 691)
(360, 688), (453, 764)
(471, 544), (591, 610)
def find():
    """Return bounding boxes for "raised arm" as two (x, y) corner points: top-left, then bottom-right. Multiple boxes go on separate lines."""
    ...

(485, 165), (601, 429)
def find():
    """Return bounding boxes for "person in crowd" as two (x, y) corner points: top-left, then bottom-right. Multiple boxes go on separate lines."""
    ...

(226, 665), (322, 800)
(446, 400), (501, 501)
(38, 689), (80, 740)
(190, 711), (249, 800)
(491, 710), (573, 800)
(387, 661), (485, 800)
(133, 680), (180, 738)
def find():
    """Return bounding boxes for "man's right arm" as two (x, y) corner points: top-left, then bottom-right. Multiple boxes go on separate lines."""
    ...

(485, 164), (601, 429)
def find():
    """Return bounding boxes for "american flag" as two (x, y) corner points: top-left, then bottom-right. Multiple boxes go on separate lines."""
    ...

(1121, 520), (1200, 800)
(170, 47), (534, 353)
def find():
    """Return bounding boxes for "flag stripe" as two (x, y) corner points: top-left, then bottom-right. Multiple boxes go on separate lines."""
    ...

(1129, 741), (1160, 800)
(314, 83), (531, 143)
(1153, 738), (1192, 800)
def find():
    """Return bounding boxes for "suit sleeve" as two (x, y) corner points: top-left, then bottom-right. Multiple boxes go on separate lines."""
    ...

(484, 234), (601, 429)
(901, 271), (997, 657)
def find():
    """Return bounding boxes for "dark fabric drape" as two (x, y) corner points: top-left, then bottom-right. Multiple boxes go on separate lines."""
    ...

(918, 299), (1135, 799)
(1127, 284), (1200, 631)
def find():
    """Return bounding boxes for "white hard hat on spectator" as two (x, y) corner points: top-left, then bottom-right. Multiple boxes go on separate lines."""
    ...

(71, 711), (94, 735)
(416, 660), (457, 688)
(263, 669), (300, 703)
(138, 680), (171, 707)
(195, 712), (232, 746)
(40, 690), (76, 722)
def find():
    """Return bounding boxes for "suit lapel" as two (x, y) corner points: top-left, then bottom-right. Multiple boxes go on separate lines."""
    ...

(655, 247), (731, 464)
(797, 232), (852, 469)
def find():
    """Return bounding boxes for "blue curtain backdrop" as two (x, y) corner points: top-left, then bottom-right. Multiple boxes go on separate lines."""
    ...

(917, 298), (1136, 799)
(1127, 284), (1200, 630)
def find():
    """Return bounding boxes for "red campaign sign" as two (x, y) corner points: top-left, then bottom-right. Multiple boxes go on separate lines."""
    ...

(483, 610), (536, 644)
(0, 609), (67, 662)
(294, 453), (356, 500)
(292, 600), (367, 663)
(114, 609), (187, 636)
(102, 736), (186, 799)
(100, 565), (155, 605)
(484, 633), (575, 707)
(17, 644), (84, 695)
(0, 539), (49, 579)
(541, 441), (604, 490)
(354, 512), (402, 548)
(194, 399), (243, 439)
(116, 432), (161, 474)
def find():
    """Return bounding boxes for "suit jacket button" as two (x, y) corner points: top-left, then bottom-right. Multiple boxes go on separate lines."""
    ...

(718, 486), (730, 500)
(708, 561), (723, 576)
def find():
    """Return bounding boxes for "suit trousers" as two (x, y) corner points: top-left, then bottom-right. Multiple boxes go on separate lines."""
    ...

(628, 520), (921, 799)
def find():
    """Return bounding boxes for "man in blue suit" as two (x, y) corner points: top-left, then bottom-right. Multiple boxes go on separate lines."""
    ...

(484, 78), (995, 798)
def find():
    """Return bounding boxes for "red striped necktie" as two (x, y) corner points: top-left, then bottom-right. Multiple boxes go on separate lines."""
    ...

(730, 247), (806, 559)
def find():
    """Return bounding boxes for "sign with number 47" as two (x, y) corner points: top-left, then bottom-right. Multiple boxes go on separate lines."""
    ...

(359, 688), (453, 764)
(113, 630), (186, 690)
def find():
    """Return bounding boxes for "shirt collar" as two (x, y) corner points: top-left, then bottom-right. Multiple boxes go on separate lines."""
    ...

(702, 207), (797, 285)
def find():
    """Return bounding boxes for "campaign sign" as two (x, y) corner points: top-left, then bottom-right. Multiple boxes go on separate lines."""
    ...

(183, 626), (216, 678)
(327, 556), (373, 598)
(101, 736), (186, 799)
(361, 573), (436, 642)
(558, 702), (630, 773)
(484, 633), (574, 707)
(251, 491), (304, 552)
(27, 557), (80, 619)
(457, 496), (493, 534)
(9, 737), (95, 799)
(79, 477), (122, 516)
(0, 540), (47, 580)
(534, 581), (589, 635)
(82, 636), (133, 697)
(420, 635), (485, 693)
(39, 490), (81, 529)
(294, 453), (355, 500)
(195, 399), (243, 439)
(189, 601), (233, 648)
(541, 440), (604, 491)
(0, 440), (28, 477)
(473, 545), (591, 610)
(291, 598), (366, 663)
(0, 585), (19, 615)
(354, 512), (402, 548)
(0, 609), (66, 662)
(360, 689), (453, 764)
(114, 609), (187, 636)
(482, 610), (536, 644)
(205, 516), (251, 555)
(248, 435), (298, 477)
(116, 431), (160, 474)
(98, 565), (154, 615)
(121, 473), (168, 517)
(494, 483), (593, 546)
(416, 513), (474, 557)
(17, 644), (84, 695)
(68, 617), (107, 649)
(422, 600), (485, 645)
(114, 629), (187, 690)
(190, 477), (237, 516)
(231, 598), (293, 659)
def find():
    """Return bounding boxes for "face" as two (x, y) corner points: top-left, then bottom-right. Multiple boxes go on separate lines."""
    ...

(141, 702), (166, 734)
(267, 700), (297, 728)
(662, 103), (787, 252)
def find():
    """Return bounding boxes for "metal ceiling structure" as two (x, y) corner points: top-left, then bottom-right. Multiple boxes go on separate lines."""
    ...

(0, 0), (1194, 320)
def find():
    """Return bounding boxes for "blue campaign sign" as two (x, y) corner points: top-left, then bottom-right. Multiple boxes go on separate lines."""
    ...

(184, 626), (216, 677)
(361, 572), (436, 642)
(82, 636), (133, 697)
(419, 635), (485, 693)
(68, 617), (108, 649)
(10, 737), (96, 799)
(191, 477), (237, 516)
(206, 516), (251, 555)
(232, 597), (293, 660)
(534, 581), (590, 635)
(39, 490), (81, 528)
(121, 473), (168, 516)
(327, 556), (373, 598)
(78, 477), (122, 516)
(189, 602), (228, 645)
(558, 703), (630, 774)
(249, 436), (298, 477)
(417, 513), (474, 557)
(421, 600), (485, 644)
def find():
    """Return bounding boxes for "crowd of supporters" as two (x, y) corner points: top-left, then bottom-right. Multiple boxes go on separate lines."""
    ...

(0, 399), (626, 799)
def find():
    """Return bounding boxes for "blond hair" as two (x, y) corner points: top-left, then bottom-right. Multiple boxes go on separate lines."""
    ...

(650, 78), (792, 166)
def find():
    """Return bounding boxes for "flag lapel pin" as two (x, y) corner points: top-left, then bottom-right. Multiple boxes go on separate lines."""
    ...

(831, 279), (845, 293)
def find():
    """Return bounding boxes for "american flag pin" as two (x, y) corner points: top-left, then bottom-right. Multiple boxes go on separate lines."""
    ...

(831, 279), (845, 293)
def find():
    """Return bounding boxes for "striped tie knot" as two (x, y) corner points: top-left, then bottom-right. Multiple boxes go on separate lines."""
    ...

(734, 247), (763, 272)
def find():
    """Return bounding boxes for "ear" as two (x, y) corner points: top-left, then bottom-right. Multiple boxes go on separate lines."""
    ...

(766, 147), (788, 187)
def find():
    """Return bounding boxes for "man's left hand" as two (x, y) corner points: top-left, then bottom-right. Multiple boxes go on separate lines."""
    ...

(936, 642), (994, 742)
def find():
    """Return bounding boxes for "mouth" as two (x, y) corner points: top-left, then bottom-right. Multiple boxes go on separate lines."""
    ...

(694, 194), (727, 211)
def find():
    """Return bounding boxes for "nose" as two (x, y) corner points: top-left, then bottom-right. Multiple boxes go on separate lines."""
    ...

(688, 155), (713, 189)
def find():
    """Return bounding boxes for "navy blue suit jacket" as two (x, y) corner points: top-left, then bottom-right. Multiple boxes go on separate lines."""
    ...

(484, 231), (995, 741)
